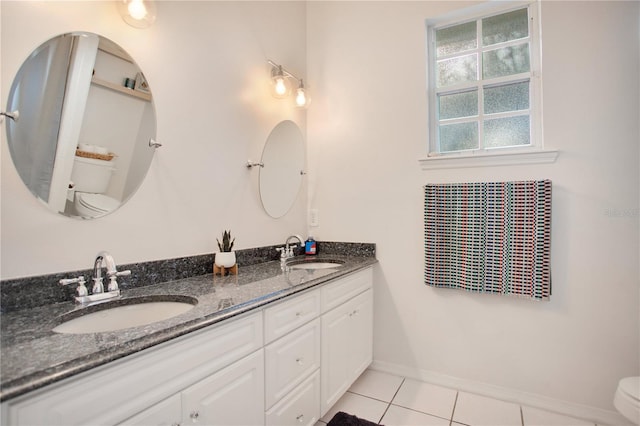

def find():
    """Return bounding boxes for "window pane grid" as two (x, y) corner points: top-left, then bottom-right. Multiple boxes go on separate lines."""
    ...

(434, 72), (531, 96)
(437, 80), (531, 121)
(430, 6), (533, 153)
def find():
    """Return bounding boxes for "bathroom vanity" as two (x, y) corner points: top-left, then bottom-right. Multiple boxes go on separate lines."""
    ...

(0, 253), (375, 426)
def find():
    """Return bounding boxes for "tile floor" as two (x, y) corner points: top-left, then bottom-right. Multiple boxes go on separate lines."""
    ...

(317, 369), (599, 426)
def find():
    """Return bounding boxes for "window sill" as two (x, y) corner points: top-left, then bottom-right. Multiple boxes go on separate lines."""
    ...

(418, 149), (559, 170)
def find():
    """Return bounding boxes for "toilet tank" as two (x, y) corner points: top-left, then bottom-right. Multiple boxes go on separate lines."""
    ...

(71, 156), (116, 193)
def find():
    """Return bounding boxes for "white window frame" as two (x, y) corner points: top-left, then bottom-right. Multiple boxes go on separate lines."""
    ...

(420, 1), (558, 169)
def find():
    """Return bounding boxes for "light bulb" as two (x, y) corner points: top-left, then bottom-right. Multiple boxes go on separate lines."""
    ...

(117, 0), (156, 29)
(127, 0), (147, 20)
(295, 88), (307, 107)
(275, 77), (288, 97)
(295, 80), (310, 108)
(270, 65), (290, 98)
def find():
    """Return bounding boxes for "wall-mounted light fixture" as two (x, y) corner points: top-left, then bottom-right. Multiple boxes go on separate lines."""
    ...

(268, 60), (310, 108)
(116, 0), (157, 29)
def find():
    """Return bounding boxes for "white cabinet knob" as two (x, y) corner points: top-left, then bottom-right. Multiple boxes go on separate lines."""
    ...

(190, 411), (200, 423)
(296, 414), (305, 423)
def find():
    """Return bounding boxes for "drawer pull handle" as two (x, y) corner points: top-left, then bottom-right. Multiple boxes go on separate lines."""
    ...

(296, 357), (304, 365)
(296, 414), (305, 423)
(295, 311), (305, 317)
(190, 411), (200, 422)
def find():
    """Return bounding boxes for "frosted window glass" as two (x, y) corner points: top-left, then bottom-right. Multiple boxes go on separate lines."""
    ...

(484, 82), (529, 114)
(484, 115), (530, 148)
(436, 21), (477, 57)
(439, 90), (478, 120)
(437, 54), (477, 87)
(482, 8), (528, 46)
(483, 43), (530, 79)
(439, 122), (478, 152)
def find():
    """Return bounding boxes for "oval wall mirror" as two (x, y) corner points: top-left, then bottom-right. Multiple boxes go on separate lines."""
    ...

(259, 120), (304, 218)
(5, 32), (157, 219)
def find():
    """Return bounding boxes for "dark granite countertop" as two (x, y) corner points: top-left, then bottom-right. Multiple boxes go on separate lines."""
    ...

(0, 254), (377, 402)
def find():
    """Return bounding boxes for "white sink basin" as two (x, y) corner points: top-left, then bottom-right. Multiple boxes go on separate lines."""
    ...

(53, 299), (196, 334)
(287, 261), (344, 270)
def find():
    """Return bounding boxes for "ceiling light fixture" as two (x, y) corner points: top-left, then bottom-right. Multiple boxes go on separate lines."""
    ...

(268, 60), (310, 108)
(116, 0), (157, 29)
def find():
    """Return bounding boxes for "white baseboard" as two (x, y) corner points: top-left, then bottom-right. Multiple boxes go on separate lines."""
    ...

(370, 360), (633, 426)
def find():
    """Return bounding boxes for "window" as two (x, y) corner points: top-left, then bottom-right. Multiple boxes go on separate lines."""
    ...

(426, 3), (542, 158)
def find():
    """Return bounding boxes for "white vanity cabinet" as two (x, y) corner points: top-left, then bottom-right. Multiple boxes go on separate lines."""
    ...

(261, 267), (373, 424)
(122, 350), (264, 426)
(2, 311), (264, 426)
(320, 269), (373, 416)
(264, 290), (322, 426)
(1, 267), (374, 426)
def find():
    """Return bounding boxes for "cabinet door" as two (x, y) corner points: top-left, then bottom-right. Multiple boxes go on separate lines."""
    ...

(320, 289), (373, 416)
(181, 350), (264, 426)
(347, 289), (373, 381)
(320, 299), (353, 415)
(119, 394), (181, 426)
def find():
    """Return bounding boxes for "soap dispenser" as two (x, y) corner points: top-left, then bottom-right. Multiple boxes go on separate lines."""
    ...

(305, 236), (317, 255)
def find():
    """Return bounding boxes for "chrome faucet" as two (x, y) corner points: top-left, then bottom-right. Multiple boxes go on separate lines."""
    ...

(93, 251), (131, 293)
(92, 251), (117, 294)
(277, 235), (304, 263)
(60, 251), (130, 304)
(286, 235), (304, 252)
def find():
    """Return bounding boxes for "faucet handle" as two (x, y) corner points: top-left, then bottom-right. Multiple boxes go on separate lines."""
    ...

(92, 277), (104, 294)
(107, 276), (118, 292)
(107, 270), (131, 292)
(59, 276), (89, 297)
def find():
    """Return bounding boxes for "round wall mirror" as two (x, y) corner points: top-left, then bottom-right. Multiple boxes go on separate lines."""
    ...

(259, 120), (304, 218)
(5, 32), (157, 219)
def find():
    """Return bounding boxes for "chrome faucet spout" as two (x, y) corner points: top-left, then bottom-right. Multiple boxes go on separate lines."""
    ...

(92, 251), (118, 294)
(285, 235), (304, 252)
(96, 251), (117, 276)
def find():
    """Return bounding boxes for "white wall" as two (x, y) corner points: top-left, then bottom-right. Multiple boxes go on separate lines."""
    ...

(307, 0), (639, 417)
(1, 1), (308, 278)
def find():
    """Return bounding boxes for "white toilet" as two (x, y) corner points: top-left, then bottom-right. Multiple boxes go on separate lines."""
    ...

(70, 156), (120, 218)
(615, 376), (640, 425)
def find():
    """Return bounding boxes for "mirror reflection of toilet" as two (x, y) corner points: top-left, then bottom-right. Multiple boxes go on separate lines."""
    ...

(70, 156), (120, 218)
(614, 376), (640, 425)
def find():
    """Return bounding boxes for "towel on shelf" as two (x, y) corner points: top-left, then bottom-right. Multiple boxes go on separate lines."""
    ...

(424, 180), (552, 300)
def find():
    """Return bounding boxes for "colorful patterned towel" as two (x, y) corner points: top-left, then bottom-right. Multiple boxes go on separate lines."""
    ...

(424, 180), (552, 300)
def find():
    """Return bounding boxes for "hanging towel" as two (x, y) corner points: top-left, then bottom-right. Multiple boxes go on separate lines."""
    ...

(424, 180), (552, 300)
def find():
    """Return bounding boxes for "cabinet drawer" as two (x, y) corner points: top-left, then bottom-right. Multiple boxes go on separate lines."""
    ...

(321, 268), (372, 313)
(265, 318), (321, 409)
(264, 289), (320, 344)
(266, 370), (320, 426)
